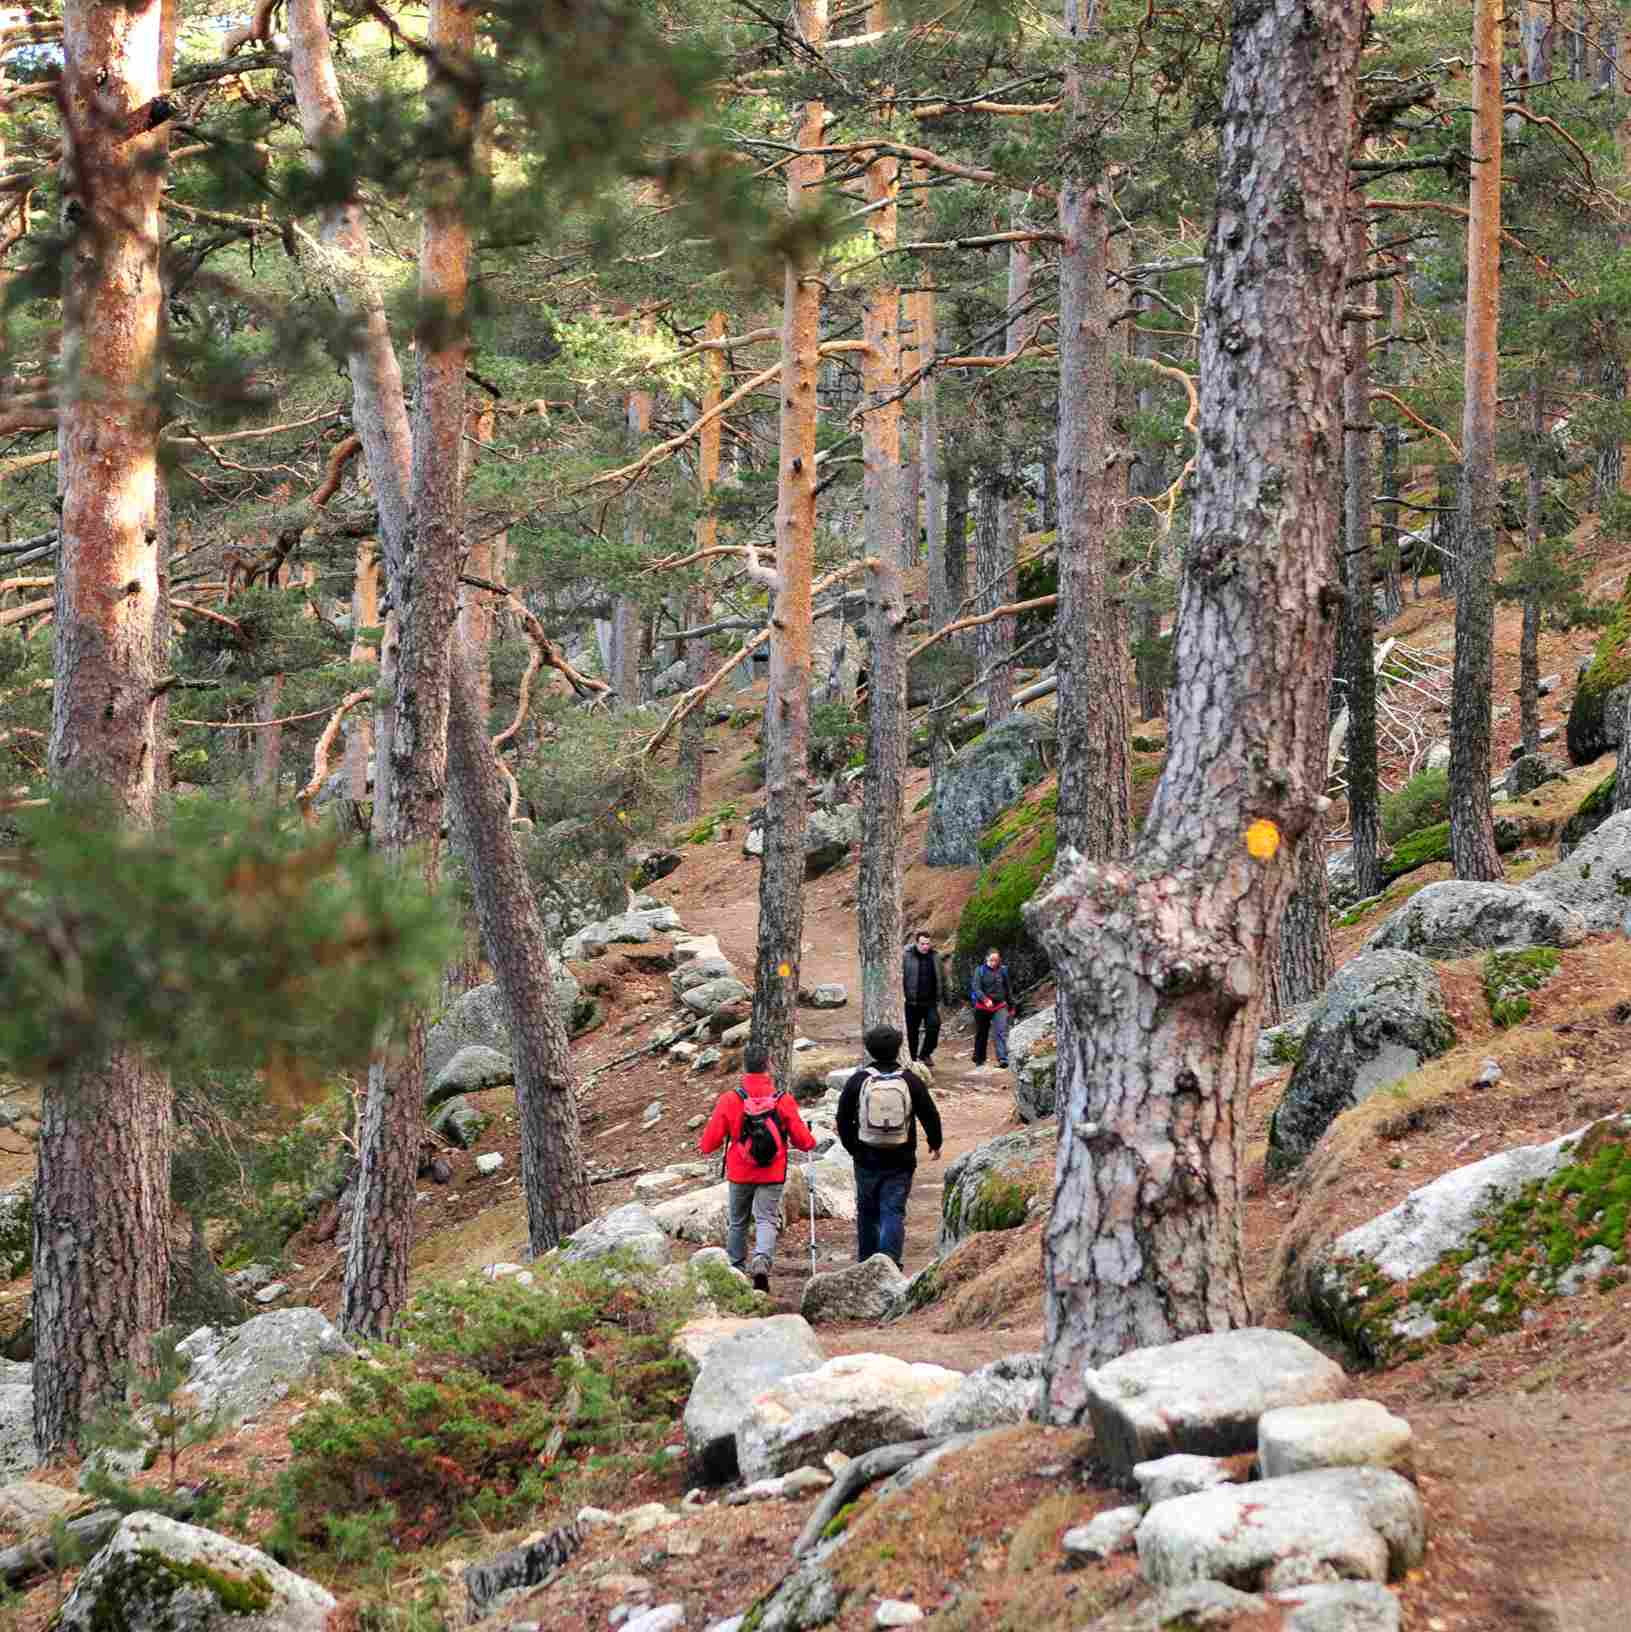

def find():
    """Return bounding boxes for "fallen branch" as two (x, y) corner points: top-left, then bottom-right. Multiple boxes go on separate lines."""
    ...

(0, 596), (51, 629)
(296, 689), (371, 821)
(642, 560), (869, 757)
(795, 1438), (953, 1557)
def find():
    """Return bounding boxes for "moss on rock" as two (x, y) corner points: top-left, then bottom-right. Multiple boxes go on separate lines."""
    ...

(1382, 818), (1523, 883)
(1481, 947), (1560, 1028)
(1559, 771), (1617, 857)
(955, 804), (1056, 997)
(87, 1548), (274, 1631)
(1568, 574), (1631, 763)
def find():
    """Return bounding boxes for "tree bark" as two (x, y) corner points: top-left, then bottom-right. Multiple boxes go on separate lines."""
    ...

(1342, 208), (1382, 901)
(287, 0), (413, 580)
(614, 368), (653, 707)
(37, 0), (176, 1456)
(1269, 819), (1333, 1020)
(340, 0), (472, 1337)
(1520, 364), (1543, 756)
(1055, 17), (1130, 860)
(460, 405), (501, 728)
(943, 444), (969, 636)
(751, 0), (826, 1087)
(680, 313), (727, 821)
(859, 23), (907, 1036)
(1450, 0), (1505, 883)
(346, 541), (380, 802)
(919, 281), (948, 628)
(447, 648), (590, 1251)
(974, 438), (1015, 724)
(1029, 0), (1361, 1417)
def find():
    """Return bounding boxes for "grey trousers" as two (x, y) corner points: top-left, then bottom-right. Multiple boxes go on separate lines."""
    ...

(727, 1180), (784, 1269)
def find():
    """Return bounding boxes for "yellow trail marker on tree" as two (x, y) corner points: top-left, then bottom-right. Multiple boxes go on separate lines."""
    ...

(1245, 819), (1281, 861)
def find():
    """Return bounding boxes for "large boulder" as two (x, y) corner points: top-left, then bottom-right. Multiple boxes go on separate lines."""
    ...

(562, 903), (686, 961)
(1292, 1114), (1631, 1365)
(925, 715), (1049, 867)
(1558, 770), (1617, 859)
(1566, 575), (1631, 765)
(1257, 1401), (1413, 1480)
(920, 1352), (1040, 1437)
(0, 1384), (36, 1478)
(0, 1184), (29, 1280)
(57, 1511), (336, 1632)
(1079, 1328), (1347, 1475)
(179, 1309), (352, 1423)
(735, 1353), (964, 1480)
(425, 1046), (513, 1111)
(1008, 1009), (1058, 1123)
(649, 1183), (731, 1246)
(1525, 809), (1631, 932)
(424, 975), (582, 1090)
(799, 1255), (908, 1324)
(672, 954), (736, 999)
(744, 805), (861, 878)
(1135, 1467), (1426, 1591)
(1361, 880), (1585, 959)
(563, 1202), (672, 1267)
(683, 1315), (827, 1482)
(1269, 950), (1455, 1169)
(939, 1127), (1052, 1254)
(681, 977), (752, 1019)
(1503, 753), (1564, 799)
(783, 1155), (859, 1224)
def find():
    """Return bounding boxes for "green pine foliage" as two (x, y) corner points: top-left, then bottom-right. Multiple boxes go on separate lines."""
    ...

(1381, 767), (1450, 844)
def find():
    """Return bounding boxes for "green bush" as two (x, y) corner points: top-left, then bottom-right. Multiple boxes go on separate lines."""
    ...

(1381, 768), (1450, 843)
(271, 1260), (700, 1558)
(1482, 947), (1561, 1028)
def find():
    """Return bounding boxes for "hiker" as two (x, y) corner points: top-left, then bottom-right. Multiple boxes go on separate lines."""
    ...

(901, 930), (941, 1065)
(970, 946), (1013, 1070)
(836, 1024), (943, 1270)
(698, 1041), (817, 1292)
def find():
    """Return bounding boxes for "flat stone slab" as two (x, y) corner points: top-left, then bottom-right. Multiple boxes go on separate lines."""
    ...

(1081, 1328), (1346, 1474)
(1136, 1467), (1426, 1592)
(736, 1353), (963, 1482)
(1258, 1400), (1413, 1479)
(1270, 1581), (1402, 1631)
(1131, 1454), (1236, 1507)
(1062, 1506), (1140, 1564)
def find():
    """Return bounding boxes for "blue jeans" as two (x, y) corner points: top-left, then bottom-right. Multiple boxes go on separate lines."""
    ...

(855, 1167), (914, 1269)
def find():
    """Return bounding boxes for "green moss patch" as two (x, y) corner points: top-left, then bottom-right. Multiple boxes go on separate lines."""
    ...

(91, 1549), (274, 1630)
(956, 801), (1056, 995)
(1569, 574), (1631, 763)
(965, 1168), (1040, 1234)
(1382, 818), (1522, 883)
(1318, 1118), (1631, 1365)
(976, 785), (1058, 865)
(1560, 770), (1617, 855)
(1482, 947), (1561, 1027)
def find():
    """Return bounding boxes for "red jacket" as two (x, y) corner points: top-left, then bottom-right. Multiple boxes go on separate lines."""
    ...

(699, 1073), (817, 1184)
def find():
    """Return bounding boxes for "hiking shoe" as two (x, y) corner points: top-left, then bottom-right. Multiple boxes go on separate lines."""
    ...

(751, 1255), (771, 1293)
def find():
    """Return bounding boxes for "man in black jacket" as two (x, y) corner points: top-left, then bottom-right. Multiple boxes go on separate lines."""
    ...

(837, 1024), (943, 1269)
(900, 931), (941, 1065)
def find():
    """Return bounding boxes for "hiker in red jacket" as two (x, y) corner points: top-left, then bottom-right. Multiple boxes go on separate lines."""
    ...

(699, 1042), (817, 1291)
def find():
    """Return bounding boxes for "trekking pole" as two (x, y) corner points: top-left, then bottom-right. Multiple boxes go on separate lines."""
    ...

(809, 1169), (818, 1281)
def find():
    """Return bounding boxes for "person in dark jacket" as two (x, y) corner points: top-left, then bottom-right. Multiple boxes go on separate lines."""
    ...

(971, 946), (1013, 1069)
(699, 1042), (817, 1290)
(901, 931), (941, 1065)
(836, 1024), (943, 1269)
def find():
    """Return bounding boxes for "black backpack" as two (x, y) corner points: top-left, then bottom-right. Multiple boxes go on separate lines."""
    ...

(737, 1087), (785, 1167)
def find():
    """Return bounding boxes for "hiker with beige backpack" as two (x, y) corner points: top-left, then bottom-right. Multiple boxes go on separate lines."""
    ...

(836, 1024), (944, 1270)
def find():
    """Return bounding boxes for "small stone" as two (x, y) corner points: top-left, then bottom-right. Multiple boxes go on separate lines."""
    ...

(687, 1114), (707, 1131)
(1061, 1506), (1141, 1564)
(822, 1450), (853, 1477)
(578, 1506), (616, 1528)
(1475, 1058), (1503, 1088)
(691, 1048), (723, 1074)
(253, 1281), (288, 1304)
(1257, 1400), (1414, 1479)
(642, 1101), (665, 1128)
(726, 1477), (785, 1505)
(664, 1529), (703, 1558)
(793, 1037), (818, 1051)
(598, 1573), (653, 1598)
(800, 984), (849, 1010)
(682, 1488), (708, 1508)
(721, 1022), (753, 1048)
(621, 1503), (680, 1537)
(874, 1602), (924, 1627)
(1133, 1455), (1235, 1506)
(610, 1608), (633, 1629)
(475, 1152), (505, 1176)
(669, 1041), (700, 1062)
(780, 1465), (833, 1498)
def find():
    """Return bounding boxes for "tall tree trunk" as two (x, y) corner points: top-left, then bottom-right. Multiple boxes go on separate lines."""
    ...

(287, 0), (413, 578)
(1269, 820), (1333, 1020)
(1343, 208), (1382, 900)
(340, 0), (472, 1336)
(446, 646), (590, 1251)
(859, 19), (907, 1035)
(680, 313), (727, 821)
(1378, 426), (1403, 620)
(751, 0), (826, 1086)
(1450, 0), (1505, 882)
(1030, 0), (1361, 1416)
(36, 0), (176, 1456)
(917, 268), (947, 624)
(613, 368), (652, 707)
(943, 443), (969, 635)
(1520, 365), (1544, 756)
(460, 404), (500, 727)
(346, 541), (380, 803)
(1055, 9), (1130, 860)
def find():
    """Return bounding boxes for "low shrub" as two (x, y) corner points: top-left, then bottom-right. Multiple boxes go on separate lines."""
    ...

(1482, 947), (1560, 1027)
(1381, 768), (1450, 843)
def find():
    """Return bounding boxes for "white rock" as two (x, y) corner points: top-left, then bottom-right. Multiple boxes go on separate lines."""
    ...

(635, 1171), (685, 1196)
(874, 1601), (924, 1627)
(179, 1309), (352, 1424)
(564, 1202), (671, 1268)
(1258, 1401), (1413, 1479)
(621, 1502), (681, 1537)
(650, 1183), (731, 1245)
(672, 1316), (758, 1368)
(1062, 1506), (1141, 1563)
(474, 1152), (504, 1175)
(57, 1512), (336, 1631)
(921, 1353), (1041, 1437)
(0, 1480), (80, 1530)
(1081, 1328), (1347, 1474)
(800, 1255), (907, 1324)
(1269, 1581), (1402, 1631)
(1131, 1454), (1236, 1507)
(780, 1465), (833, 1498)
(577, 1505), (617, 1528)
(726, 1477), (786, 1505)
(624, 1606), (685, 1632)
(1136, 1467), (1426, 1591)
(0, 1386), (37, 1478)
(254, 1281), (288, 1304)
(684, 1315), (827, 1481)
(736, 1353), (964, 1481)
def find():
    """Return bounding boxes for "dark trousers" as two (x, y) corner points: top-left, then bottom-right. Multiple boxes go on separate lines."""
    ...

(855, 1166), (914, 1269)
(973, 1004), (1010, 1066)
(904, 1003), (940, 1062)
